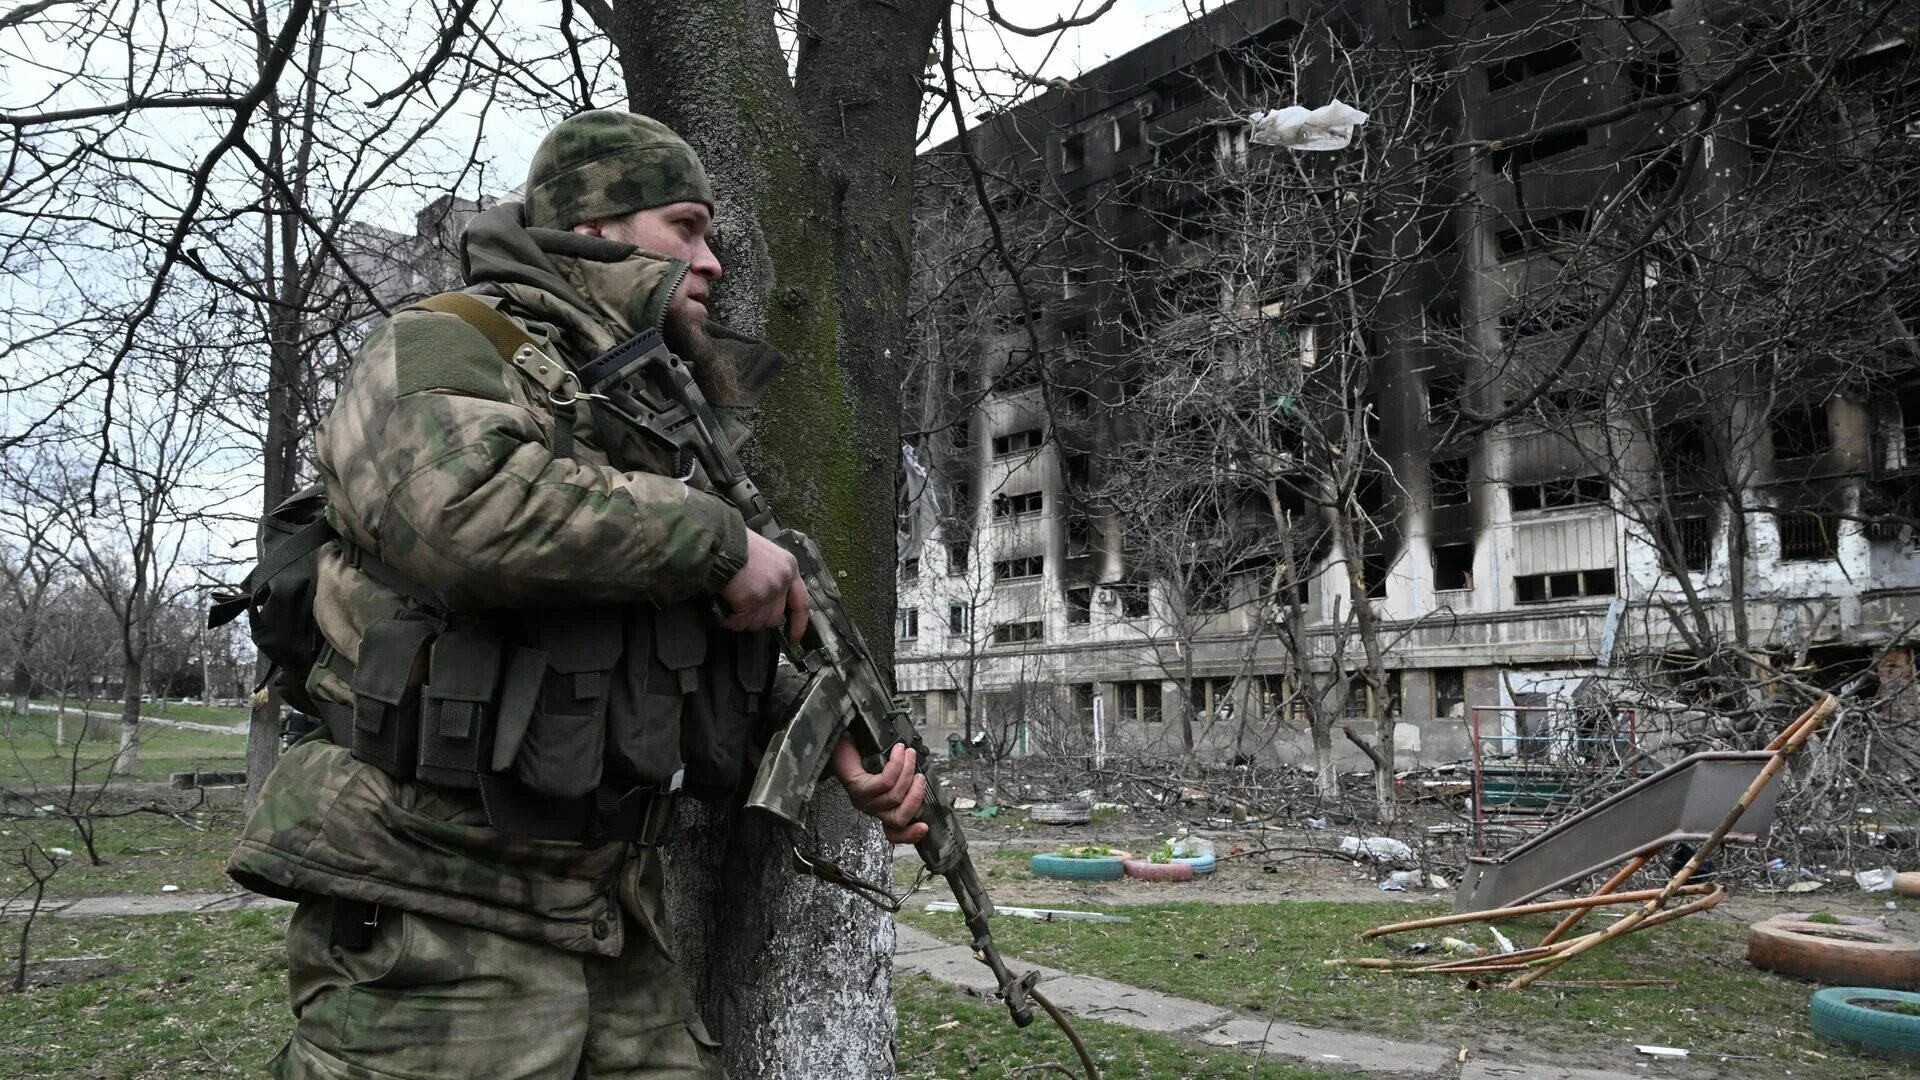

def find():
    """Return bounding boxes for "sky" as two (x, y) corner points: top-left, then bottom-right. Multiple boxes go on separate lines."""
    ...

(0, 0), (1222, 567)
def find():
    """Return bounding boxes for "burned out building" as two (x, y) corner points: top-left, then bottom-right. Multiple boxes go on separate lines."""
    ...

(896, 0), (1920, 771)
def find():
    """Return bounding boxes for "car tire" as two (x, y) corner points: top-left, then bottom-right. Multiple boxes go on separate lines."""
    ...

(1029, 802), (1093, 826)
(1749, 913), (1920, 991)
(1809, 987), (1920, 1059)
(1030, 853), (1124, 881)
(1123, 858), (1194, 882)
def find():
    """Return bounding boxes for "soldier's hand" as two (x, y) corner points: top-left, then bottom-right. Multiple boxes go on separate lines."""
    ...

(832, 740), (928, 844)
(721, 530), (810, 641)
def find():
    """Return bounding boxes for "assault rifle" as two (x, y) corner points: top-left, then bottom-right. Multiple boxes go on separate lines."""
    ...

(571, 330), (1040, 1029)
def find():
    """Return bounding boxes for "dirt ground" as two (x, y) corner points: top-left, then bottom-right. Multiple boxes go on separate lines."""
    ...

(939, 804), (1920, 934)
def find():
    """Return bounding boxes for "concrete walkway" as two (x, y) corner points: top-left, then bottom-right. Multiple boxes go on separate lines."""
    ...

(26, 702), (248, 736)
(4, 889), (1654, 1079)
(895, 924), (1652, 1080)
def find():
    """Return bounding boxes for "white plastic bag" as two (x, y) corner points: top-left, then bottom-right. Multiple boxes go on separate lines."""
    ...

(1248, 100), (1370, 151)
(1339, 835), (1416, 867)
(1170, 836), (1214, 860)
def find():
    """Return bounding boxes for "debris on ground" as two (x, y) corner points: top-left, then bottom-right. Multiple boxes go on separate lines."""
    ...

(1855, 867), (1895, 892)
(1635, 1045), (1689, 1059)
(1335, 696), (1835, 991)
(924, 900), (1131, 924)
(1338, 835), (1416, 867)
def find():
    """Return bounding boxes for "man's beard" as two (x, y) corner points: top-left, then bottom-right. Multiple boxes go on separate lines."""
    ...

(663, 305), (740, 407)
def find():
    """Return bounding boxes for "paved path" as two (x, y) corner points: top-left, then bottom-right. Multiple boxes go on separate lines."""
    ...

(3, 889), (1656, 1079)
(26, 702), (247, 736)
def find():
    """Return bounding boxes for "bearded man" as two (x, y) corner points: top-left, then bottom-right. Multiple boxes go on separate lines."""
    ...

(229, 110), (925, 1079)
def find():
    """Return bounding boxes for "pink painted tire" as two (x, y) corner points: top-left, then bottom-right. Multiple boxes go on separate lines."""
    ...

(1123, 858), (1195, 882)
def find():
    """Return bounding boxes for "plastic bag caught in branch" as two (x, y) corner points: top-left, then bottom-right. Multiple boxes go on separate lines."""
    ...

(1248, 100), (1370, 151)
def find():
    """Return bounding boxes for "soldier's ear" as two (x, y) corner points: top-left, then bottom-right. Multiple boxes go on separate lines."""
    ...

(571, 219), (607, 238)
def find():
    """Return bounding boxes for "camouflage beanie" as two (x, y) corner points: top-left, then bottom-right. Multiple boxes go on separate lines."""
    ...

(523, 110), (714, 230)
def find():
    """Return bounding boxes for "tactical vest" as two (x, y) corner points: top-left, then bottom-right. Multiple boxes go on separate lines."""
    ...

(214, 293), (775, 845)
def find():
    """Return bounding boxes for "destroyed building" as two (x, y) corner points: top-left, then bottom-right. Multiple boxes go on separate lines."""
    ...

(896, 0), (1920, 770)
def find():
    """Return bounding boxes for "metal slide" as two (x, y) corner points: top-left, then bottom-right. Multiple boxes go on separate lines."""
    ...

(1454, 751), (1785, 912)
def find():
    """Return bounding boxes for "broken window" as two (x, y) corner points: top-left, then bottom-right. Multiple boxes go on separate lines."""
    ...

(1433, 668), (1466, 719)
(991, 620), (1044, 645)
(1490, 128), (1590, 171)
(1070, 684), (1097, 729)
(1626, 50), (1681, 100)
(1496, 209), (1589, 261)
(1188, 677), (1234, 720)
(992, 491), (1044, 519)
(948, 603), (970, 634)
(947, 481), (973, 519)
(1433, 541), (1474, 591)
(1776, 510), (1841, 561)
(900, 557), (919, 583)
(1429, 458), (1472, 508)
(1117, 679), (1163, 723)
(947, 540), (969, 575)
(1058, 131), (1087, 173)
(1113, 114), (1144, 153)
(1486, 41), (1583, 94)
(1658, 515), (1713, 575)
(1509, 475), (1609, 513)
(1771, 405), (1832, 461)
(1514, 567), (1616, 603)
(1065, 512), (1093, 556)
(1427, 371), (1465, 425)
(1065, 586), (1092, 624)
(1115, 582), (1151, 617)
(1657, 421), (1711, 488)
(993, 555), (1045, 582)
(1062, 266), (1089, 299)
(992, 428), (1045, 457)
(896, 608), (919, 639)
(1408, 0), (1444, 28)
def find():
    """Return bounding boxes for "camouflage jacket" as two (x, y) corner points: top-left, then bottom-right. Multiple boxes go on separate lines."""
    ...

(230, 203), (781, 956)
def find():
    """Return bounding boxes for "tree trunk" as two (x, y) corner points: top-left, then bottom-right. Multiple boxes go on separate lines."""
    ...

(1310, 720), (1338, 801)
(606, 2), (944, 1075)
(112, 661), (141, 776)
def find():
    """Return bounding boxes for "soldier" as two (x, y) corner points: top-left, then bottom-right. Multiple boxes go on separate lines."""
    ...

(229, 110), (926, 1078)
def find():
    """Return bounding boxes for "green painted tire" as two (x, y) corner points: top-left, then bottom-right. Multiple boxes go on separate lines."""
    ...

(1809, 987), (1920, 1060)
(1030, 853), (1125, 881)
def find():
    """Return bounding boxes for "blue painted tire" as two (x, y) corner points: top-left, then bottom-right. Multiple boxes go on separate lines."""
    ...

(1030, 853), (1125, 881)
(1174, 852), (1216, 875)
(1810, 987), (1920, 1059)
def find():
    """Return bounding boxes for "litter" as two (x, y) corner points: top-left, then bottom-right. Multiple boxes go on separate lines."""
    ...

(1856, 867), (1895, 892)
(1337, 696), (1836, 991)
(1338, 835), (1416, 867)
(48, 847), (72, 858)
(1441, 937), (1483, 957)
(1636, 1045), (1689, 1059)
(1786, 880), (1826, 894)
(1305, 816), (1329, 830)
(952, 797), (976, 811)
(160, 885), (180, 893)
(1248, 100), (1370, 151)
(924, 900), (1131, 924)
(1380, 870), (1424, 892)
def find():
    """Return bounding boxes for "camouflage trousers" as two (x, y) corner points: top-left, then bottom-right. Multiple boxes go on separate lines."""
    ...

(273, 896), (726, 1079)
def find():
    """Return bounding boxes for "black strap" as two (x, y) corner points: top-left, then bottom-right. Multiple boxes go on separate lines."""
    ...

(208, 516), (339, 629)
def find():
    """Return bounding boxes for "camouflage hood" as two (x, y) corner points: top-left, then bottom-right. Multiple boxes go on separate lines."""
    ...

(458, 202), (784, 407)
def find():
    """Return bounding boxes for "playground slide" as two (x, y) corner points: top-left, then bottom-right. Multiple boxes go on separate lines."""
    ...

(1454, 751), (1785, 912)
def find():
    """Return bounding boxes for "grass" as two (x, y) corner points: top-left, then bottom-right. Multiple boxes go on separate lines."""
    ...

(902, 899), (1894, 1080)
(0, 911), (288, 1079)
(896, 973), (1345, 1079)
(0, 709), (247, 789)
(1, 807), (243, 901)
(0, 912), (1346, 1080)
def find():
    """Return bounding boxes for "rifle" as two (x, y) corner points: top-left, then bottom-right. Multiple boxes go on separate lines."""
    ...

(572, 330), (1041, 1030)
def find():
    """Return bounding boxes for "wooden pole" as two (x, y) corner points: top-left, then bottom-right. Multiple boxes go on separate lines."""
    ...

(1359, 881), (1711, 940)
(1539, 851), (1656, 947)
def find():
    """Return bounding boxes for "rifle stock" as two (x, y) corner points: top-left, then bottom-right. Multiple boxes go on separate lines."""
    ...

(581, 333), (1037, 1028)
